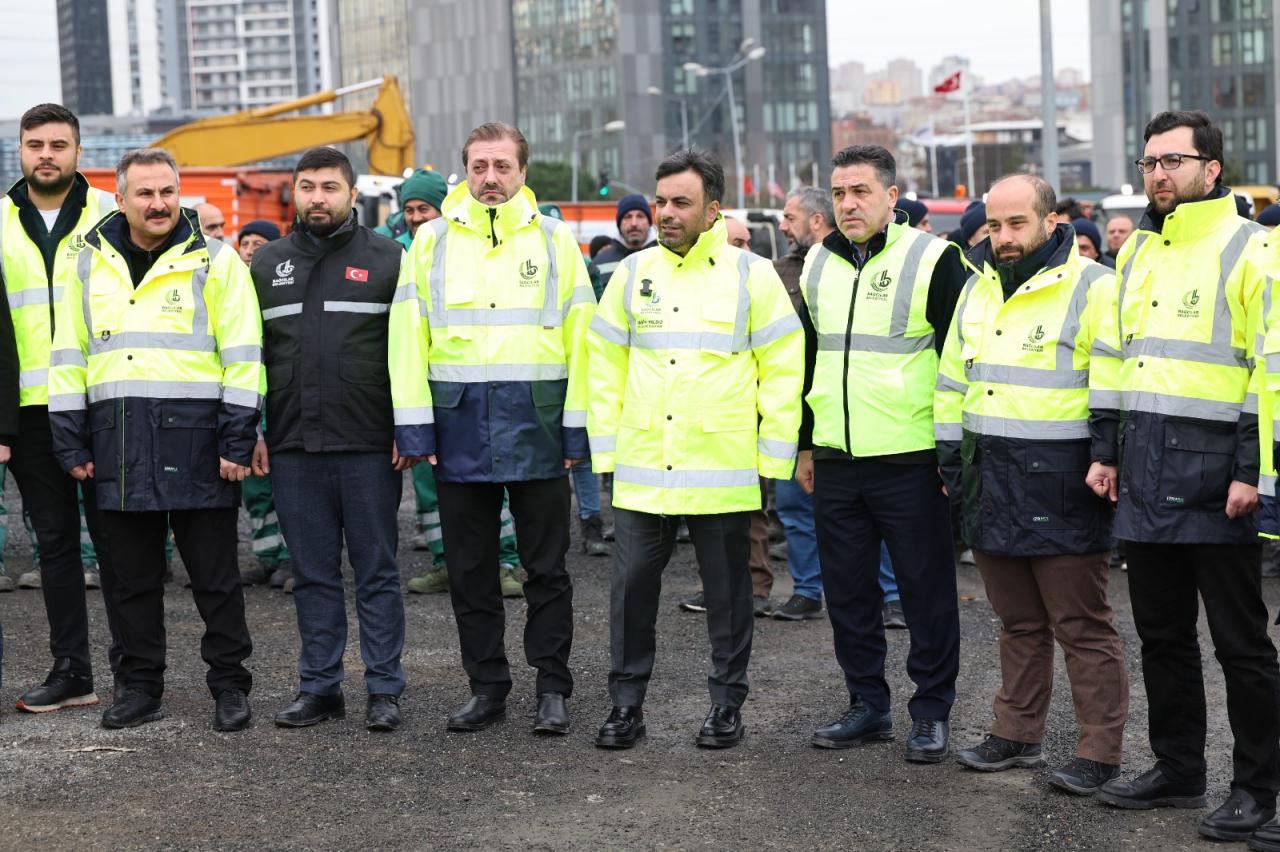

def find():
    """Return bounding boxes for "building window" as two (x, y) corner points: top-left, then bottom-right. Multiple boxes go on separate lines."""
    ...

(1240, 28), (1266, 64)
(1243, 116), (1267, 153)
(1211, 32), (1233, 66)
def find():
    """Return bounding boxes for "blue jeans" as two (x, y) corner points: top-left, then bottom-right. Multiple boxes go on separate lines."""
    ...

(570, 458), (600, 520)
(775, 476), (823, 601)
(880, 542), (899, 603)
(272, 451), (406, 696)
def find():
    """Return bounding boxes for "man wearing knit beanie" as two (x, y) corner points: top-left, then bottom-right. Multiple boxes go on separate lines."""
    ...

(374, 169), (448, 247)
(594, 193), (655, 290)
(237, 219), (281, 265)
(1071, 218), (1115, 268)
(951, 200), (988, 248)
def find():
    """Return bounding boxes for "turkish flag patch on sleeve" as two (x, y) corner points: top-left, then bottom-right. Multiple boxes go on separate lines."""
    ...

(345, 266), (369, 282)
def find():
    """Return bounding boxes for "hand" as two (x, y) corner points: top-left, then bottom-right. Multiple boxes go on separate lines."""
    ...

(391, 441), (423, 471)
(1086, 462), (1119, 502)
(219, 457), (250, 482)
(938, 468), (948, 498)
(1226, 480), (1259, 519)
(0, 444), (9, 464)
(251, 439), (270, 476)
(564, 458), (585, 469)
(795, 450), (814, 495)
(70, 461), (95, 481)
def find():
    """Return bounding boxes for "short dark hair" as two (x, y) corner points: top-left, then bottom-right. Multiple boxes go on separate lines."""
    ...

(654, 148), (725, 204)
(462, 122), (529, 169)
(831, 145), (896, 190)
(992, 173), (1057, 220)
(1143, 110), (1224, 186)
(293, 146), (355, 188)
(21, 103), (80, 145)
(588, 234), (612, 259)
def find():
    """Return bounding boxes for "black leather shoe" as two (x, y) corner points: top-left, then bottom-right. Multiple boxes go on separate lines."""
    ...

(904, 718), (950, 763)
(447, 695), (506, 732)
(695, 704), (744, 748)
(366, 694), (401, 732)
(595, 705), (645, 749)
(213, 688), (251, 732)
(273, 691), (345, 728)
(811, 701), (893, 748)
(1200, 789), (1276, 841)
(101, 688), (164, 729)
(533, 692), (570, 735)
(1096, 765), (1207, 810)
(1250, 818), (1280, 851)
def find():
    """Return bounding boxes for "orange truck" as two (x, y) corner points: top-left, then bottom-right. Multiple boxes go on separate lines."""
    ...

(83, 167), (295, 242)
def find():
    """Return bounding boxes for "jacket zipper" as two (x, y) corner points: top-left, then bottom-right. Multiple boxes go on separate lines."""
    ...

(842, 255), (864, 455)
(488, 208), (498, 249)
(118, 399), (126, 509)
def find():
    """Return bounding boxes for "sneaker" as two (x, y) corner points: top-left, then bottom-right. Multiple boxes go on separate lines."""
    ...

(958, 549), (976, 567)
(407, 567), (450, 594)
(0, 573), (14, 593)
(676, 521), (691, 543)
(679, 591), (707, 613)
(955, 734), (1046, 771)
(499, 564), (524, 598)
(16, 659), (99, 712)
(773, 594), (823, 621)
(753, 596), (774, 617)
(1049, 757), (1120, 795)
(83, 562), (101, 590)
(283, 576), (295, 595)
(602, 525), (615, 542)
(581, 515), (609, 557)
(883, 599), (907, 629)
(17, 568), (40, 589)
(269, 560), (293, 589)
(411, 530), (430, 551)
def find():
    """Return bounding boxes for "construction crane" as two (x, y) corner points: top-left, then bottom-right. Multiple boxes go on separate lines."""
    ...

(150, 76), (415, 176)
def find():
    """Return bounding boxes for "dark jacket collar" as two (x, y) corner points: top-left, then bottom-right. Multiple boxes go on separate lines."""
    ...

(821, 208), (910, 268)
(293, 210), (359, 252)
(967, 221), (1073, 295)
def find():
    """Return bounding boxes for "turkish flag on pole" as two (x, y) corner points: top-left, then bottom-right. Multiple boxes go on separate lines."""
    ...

(934, 70), (962, 94)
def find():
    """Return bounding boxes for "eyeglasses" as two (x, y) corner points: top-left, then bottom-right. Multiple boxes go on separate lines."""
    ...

(1134, 153), (1213, 174)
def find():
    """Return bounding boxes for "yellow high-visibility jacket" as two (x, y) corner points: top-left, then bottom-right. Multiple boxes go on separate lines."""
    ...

(587, 218), (804, 515)
(48, 208), (263, 511)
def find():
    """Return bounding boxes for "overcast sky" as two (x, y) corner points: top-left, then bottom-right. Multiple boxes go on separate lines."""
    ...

(826, 0), (1091, 83)
(0, 3), (59, 120)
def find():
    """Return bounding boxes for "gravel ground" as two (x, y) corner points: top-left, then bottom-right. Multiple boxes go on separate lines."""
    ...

(0, 474), (1270, 850)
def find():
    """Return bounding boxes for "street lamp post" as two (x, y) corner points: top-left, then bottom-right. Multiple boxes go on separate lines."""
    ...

(684, 40), (767, 210)
(571, 119), (626, 203)
(645, 86), (689, 150)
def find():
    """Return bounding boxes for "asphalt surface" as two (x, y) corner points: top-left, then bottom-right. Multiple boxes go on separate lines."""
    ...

(0, 474), (1273, 850)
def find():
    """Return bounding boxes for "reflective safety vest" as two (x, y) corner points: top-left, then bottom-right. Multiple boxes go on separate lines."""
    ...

(47, 209), (264, 512)
(802, 221), (954, 457)
(1256, 235), (1280, 537)
(1110, 191), (1268, 543)
(388, 182), (594, 482)
(1, 177), (115, 406)
(586, 218), (803, 515)
(934, 231), (1117, 555)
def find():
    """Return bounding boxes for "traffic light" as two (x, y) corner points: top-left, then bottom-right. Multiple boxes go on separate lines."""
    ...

(598, 168), (611, 198)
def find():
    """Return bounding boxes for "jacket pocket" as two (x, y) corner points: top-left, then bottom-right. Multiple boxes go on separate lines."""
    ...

(1012, 442), (1095, 531)
(1157, 422), (1236, 511)
(158, 401), (220, 482)
(701, 297), (740, 354)
(339, 358), (392, 438)
(531, 378), (567, 408)
(265, 361), (299, 441)
(428, 380), (465, 409)
(89, 403), (118, 482)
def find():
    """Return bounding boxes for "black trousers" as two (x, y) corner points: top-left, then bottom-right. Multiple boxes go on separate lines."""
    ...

(99, 507), (252, 698)
(812, 458), (960, 720)
(1125, 541), (1280, 800)
(8, 406), (119, 678)
(609, 508), (753, 708)
(436, 476), (574, 699)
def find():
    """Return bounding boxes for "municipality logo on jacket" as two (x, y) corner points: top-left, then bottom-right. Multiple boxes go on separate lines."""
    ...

(273, 258), (295, 287)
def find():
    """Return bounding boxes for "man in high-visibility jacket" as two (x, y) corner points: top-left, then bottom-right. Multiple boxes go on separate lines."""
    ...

(587, 149), (803, 750)
(2, 103), (121, 713)
(797, 144), (966, 763)
(389, 122), (592, 736)
(49, 147), (263, 732)
(1086, 111), (1280, 845)
(935, 174), (1128, 794)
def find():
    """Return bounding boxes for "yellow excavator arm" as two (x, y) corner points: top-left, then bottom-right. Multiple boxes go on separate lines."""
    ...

(151, 77), (415, 176)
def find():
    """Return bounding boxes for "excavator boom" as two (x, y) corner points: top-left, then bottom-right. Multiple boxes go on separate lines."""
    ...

(151, 76), (415, 176)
